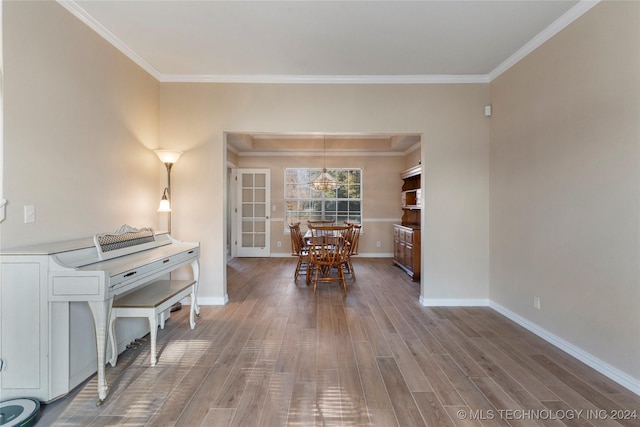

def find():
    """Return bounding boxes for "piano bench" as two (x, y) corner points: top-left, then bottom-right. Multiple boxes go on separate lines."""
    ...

(108, 279), (196, 367)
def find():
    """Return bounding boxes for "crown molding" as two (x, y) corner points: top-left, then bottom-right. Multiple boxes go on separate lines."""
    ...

(159, 74), (490, 84)
(235, 150), (407, 157)
(56, 0), (162, 80)
(488, 0), (600, 81)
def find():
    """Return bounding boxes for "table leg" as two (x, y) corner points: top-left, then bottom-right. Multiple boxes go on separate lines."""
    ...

(88, 298), (113, 404)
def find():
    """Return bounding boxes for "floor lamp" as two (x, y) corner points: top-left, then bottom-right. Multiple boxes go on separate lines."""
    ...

(155, 149), (183, 311)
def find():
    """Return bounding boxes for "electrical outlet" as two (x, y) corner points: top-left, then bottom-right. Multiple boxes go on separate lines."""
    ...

(376, 241), (381, 248)
(277, 241), (282, 248)
(534, 296), (541, 310)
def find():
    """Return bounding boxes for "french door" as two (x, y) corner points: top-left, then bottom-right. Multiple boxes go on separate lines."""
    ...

(235, 169), (271, 257)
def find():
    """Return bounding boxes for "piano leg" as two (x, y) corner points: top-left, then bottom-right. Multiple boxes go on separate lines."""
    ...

(88, 298), (113, 404)
(190, 259), (201, 318)
(189, 283), (196, 329)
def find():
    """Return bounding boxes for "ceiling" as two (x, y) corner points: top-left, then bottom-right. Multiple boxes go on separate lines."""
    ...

(62, 0), (594, 83)
(58, 0), (595, 154)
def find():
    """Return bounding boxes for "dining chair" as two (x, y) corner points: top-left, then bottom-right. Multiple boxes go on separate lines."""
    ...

(307, 219), (335, 227)
(342, 223), (361, 280)
(307, 224), (351, 293)
(289, 222), (308, 281)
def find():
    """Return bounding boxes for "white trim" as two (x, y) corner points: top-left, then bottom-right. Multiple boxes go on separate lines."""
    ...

(489, 301), (640, 396)
(488, 0), (600, 81)
(236, 150), (408, 157)
(56, 0), (162, 80)
(420, 297), (490, 307)
(160, 74), (489, 85)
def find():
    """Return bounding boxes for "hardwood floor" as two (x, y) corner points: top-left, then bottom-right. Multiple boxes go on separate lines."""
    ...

(37, 258), (639, 426)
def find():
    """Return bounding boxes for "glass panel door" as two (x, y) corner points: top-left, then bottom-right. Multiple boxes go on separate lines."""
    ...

(236, 169), (271, 257)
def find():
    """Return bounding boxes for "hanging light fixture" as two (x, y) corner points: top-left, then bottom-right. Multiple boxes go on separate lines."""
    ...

(310, 136), (338, 190)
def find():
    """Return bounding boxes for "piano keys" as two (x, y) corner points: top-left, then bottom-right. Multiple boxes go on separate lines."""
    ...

(0, 225), (200, 403)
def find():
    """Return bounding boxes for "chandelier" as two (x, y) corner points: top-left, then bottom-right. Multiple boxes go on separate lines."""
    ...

(310, 136), (338, 190)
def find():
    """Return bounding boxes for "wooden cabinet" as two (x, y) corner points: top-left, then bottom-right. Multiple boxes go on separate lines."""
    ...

(393, 224), (421, 280)
(394, 165), (421, 281)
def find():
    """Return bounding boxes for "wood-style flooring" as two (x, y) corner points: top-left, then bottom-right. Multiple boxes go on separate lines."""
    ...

(37, 257), (639, 426)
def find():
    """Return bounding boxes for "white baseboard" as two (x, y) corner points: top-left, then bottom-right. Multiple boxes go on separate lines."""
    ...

(420, 297), (490, 307)
(489, 301), (640, 396)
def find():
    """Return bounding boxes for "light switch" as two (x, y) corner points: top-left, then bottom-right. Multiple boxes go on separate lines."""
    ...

(24, 205), (36, 223)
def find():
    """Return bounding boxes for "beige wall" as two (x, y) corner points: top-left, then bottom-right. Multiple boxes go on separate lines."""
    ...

(1, 1), (161, 248)
(158, 83), (491, 304)
(404, 146), (422, 170)
(490, 1), (640, 380)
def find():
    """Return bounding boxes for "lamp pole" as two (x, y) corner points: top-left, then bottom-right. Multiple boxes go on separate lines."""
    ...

(165, 161), (173, 233)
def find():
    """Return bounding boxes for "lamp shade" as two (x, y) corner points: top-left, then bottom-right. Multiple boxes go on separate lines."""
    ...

(154, 150), (182, 164)
(157, 188), (171, 212)
(157, 199), (171, 212)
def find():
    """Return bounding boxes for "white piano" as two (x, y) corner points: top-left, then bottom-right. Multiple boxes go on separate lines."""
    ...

(0, 225), (200, 403)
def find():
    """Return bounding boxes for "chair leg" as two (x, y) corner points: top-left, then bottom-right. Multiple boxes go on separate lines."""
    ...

(339, 264), (347, 293)
(348, 258), (356, 281)
(294, 257), (302, 280)
(312, 266), (319, 294)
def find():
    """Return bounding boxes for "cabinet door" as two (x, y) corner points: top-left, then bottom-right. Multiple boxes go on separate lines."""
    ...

(393, 227), (403, 261)
(404, 242), (414, 272)
(1, 262), (43, 389)
(394, 237), (402, 261)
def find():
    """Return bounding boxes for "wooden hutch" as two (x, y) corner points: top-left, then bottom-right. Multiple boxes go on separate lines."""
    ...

(393, 165), (421, 281)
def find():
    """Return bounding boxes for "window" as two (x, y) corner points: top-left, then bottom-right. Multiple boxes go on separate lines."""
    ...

(285, 168), (362, 230)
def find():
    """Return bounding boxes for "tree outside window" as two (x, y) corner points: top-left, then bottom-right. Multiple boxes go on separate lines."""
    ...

(285, 168), (362, 231)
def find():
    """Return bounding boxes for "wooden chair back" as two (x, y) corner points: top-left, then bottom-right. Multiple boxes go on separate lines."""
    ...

(344, 224), (361, 256)
(307, 219), (335, 228)
(289, 222), (306, 255)
(308, 224), (350, 261)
